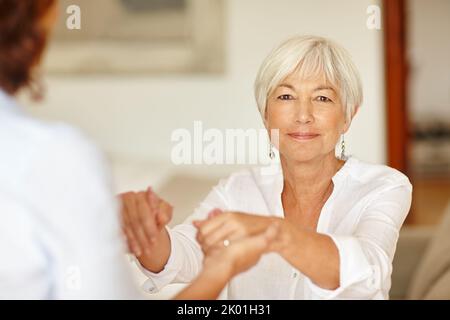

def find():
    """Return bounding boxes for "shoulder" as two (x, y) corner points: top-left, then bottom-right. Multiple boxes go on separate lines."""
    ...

(342, 158), (413, 229)
(346, 157), (412, 191)
(0, 109), (106, 190)
(342, 157), (413, 218)
(0, 94), (97, 159)
(28, 122), (108, 187)
(1, 105), (98, 159)
(35, 122), (102, 167)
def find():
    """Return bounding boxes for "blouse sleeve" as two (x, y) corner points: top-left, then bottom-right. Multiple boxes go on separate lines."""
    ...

(307, 178), (413, 299)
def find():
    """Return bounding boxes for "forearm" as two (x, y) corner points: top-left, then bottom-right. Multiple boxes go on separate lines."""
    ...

(174, 268), (230, 300)
(137, 227), (171, 273)
(278, 226), (340, 290)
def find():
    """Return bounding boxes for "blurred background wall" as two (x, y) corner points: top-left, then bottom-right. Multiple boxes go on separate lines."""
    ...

(406, 0), (450, 225)
(25, 2), (384, 162)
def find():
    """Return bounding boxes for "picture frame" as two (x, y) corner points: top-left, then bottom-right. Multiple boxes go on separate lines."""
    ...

(43, 0), (225, 74)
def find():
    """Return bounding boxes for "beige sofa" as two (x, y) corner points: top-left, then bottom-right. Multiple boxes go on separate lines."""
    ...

(391, 202), (450, 299)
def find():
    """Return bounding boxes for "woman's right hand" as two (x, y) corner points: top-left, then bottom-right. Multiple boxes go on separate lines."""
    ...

(119, 187), (173, 257)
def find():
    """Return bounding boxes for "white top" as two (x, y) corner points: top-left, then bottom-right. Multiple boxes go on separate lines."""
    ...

(0, 90), (139, 299)
(139, 155), (413, 299)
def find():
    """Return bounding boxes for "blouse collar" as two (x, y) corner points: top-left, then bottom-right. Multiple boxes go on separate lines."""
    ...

(270, 155), (354, 219)
(273, 155), (355, 197)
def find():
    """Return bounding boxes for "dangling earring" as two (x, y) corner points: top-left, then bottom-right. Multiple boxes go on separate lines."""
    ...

(340, 134), (346, 160)
(269, 142), (275, 160)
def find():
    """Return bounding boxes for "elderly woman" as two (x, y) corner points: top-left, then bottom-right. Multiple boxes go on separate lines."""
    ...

(121, 35), (412, 299)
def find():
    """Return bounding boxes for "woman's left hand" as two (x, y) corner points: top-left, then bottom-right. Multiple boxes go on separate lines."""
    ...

(194, 210), (280, 254)
(175, 221), (281, 300)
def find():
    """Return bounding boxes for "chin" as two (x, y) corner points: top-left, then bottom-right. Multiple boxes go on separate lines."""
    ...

(281, 147), (319, 163)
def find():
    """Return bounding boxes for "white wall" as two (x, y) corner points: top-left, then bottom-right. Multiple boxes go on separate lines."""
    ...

(408, 0), (450, 122)
(26, 0), (386, 173)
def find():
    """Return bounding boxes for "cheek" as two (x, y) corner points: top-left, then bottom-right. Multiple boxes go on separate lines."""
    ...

(266, 103), (293, 130)
(316, 109), (345, 134)
(265, 105), (292, 148)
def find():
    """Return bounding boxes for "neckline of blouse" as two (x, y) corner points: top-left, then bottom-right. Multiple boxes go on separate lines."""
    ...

(274, 155), (355, 196)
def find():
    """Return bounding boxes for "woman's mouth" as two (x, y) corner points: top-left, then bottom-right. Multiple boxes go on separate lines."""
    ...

(287, 132), (320, 141)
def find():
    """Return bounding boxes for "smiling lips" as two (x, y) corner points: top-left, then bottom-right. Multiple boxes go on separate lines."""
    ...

(287, 132), (320, 141)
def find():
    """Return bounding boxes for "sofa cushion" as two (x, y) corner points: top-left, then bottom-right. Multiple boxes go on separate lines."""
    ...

(423, 269), (450, 299)
(407, 202), (450, 299)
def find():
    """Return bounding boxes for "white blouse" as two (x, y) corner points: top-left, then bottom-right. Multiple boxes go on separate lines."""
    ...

(0, 90), (139, 299)
(139, 155), (413, 299)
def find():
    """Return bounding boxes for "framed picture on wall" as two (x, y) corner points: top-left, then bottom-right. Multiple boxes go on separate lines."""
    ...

(43, 0), (225, 74)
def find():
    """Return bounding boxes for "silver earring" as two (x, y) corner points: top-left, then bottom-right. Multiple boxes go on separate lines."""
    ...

(340, 134), (346, 160)
(269, 143), (275, 160)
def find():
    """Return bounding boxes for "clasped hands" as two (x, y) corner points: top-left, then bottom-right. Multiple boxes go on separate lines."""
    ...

(119, 187), (298, 279)
(194, 209), (294, 255)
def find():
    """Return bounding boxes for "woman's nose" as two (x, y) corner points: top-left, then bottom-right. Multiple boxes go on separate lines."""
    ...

(294, 100), (314, 124)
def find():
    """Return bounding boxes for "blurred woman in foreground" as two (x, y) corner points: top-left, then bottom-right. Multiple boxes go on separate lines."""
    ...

(0, 0), (266, 299)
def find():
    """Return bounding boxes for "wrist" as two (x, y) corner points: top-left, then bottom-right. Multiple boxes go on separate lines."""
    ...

(274, 219), (298, 257)
(200, 260), (233, 286)
(136, 227), (171, 273)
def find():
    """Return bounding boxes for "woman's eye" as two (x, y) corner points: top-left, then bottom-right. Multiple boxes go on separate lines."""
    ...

(316, 96), (332, 103)
(277, 94), (294, 100)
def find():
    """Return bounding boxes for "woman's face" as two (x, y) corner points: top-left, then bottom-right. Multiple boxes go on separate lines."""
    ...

(265, 72), (352, 163)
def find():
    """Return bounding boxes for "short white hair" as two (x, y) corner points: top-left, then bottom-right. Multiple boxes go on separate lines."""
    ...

(254, 35), (363, 123)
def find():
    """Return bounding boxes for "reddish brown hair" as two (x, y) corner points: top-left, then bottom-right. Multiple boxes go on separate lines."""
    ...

(0, 0), (56, 96)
